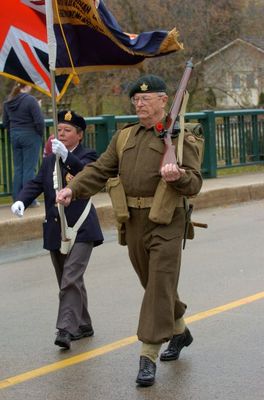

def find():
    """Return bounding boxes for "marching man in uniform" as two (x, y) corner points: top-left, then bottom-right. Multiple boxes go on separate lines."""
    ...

(56, 76), (203, 386)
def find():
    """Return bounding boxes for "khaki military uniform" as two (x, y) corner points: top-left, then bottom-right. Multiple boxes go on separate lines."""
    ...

(68, 122), (203, 344)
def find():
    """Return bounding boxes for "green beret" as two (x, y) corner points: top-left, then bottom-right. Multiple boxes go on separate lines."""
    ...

(129, 75), (167, 98)
(58, 110), (86, 132)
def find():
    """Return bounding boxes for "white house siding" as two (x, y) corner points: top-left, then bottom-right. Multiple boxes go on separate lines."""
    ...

(202, 39), (264, 108)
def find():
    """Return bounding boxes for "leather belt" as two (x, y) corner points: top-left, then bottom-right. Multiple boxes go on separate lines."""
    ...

(127, 196), (154, 209)
(127, 195), (184, 209)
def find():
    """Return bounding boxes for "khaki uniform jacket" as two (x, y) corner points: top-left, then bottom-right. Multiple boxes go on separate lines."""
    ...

(68, 123), (203, 201)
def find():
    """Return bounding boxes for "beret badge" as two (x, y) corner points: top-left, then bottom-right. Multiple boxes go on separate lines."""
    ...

(140, 83), (148, 92)
(65, 111), (72, 121)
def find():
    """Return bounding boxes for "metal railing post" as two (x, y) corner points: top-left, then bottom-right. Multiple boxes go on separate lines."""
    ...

(95, 114), (116, 155)
(251, 114), (259, 161)
(202, 110), (217, 178)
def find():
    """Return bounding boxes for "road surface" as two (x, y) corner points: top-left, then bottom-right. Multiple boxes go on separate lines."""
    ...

(0, 200), (263, 399)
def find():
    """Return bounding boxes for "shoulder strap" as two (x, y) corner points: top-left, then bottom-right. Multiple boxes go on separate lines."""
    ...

(177, 91), (189, 166)
(59, 199), (92, 254)
(54, 162), (92, 254)
(68, 199), (92, 233)
(116, 125), (134, 161)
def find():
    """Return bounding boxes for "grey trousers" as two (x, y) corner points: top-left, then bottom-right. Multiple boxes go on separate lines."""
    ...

(50, 241), (93, 335)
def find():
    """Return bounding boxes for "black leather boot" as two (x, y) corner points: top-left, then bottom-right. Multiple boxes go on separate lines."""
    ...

(71, 325), (94, 341)
(136, 356), (156, 386)
(160, 327), (193, 361)
(54, 329), (71, 349)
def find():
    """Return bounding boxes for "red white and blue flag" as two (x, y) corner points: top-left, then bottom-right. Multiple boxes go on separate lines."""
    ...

(0, 0), (71, 100)
(0, 0), (183, 100)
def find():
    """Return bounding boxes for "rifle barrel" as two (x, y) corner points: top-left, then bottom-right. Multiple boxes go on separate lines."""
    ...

(166, 58), (193, 133)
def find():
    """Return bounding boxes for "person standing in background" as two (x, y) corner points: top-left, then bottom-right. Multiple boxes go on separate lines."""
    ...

(2, 82), (44, 205)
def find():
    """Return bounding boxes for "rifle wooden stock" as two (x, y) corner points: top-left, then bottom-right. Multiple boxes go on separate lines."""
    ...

(160, 58), (193, 169)
(161, 140), (177, 165)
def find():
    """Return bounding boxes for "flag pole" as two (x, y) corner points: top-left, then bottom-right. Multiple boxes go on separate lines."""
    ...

(50, 69), (67, 243)
(46, 0), (68, 245)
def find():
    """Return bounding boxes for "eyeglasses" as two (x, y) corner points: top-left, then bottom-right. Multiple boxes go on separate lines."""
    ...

(131, 93), (165, 105)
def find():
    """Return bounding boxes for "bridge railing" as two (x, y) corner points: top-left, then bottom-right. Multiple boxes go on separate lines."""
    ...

(1, 109), (264, 197)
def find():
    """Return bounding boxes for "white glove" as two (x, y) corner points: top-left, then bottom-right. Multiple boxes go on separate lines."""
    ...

(51, 138), (68, 163)
(11, 201), (25, 217)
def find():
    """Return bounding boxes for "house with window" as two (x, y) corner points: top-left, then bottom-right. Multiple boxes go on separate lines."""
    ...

(198, 38), (264, 108)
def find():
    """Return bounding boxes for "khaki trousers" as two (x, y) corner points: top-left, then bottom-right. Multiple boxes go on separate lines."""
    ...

(125, 208), (187, 344)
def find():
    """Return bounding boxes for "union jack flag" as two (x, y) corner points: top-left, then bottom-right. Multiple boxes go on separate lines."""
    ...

(0, 0), (71, 100)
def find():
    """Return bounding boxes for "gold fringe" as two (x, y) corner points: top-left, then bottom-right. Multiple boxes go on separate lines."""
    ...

(159, 28), (184, 54)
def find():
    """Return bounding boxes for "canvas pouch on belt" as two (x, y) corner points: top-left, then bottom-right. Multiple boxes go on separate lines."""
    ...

(106, 176), (130, 223)
(148, 178), (183, 225)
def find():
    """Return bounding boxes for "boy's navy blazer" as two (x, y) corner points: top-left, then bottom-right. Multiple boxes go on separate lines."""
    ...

(17, 143), (104, 250)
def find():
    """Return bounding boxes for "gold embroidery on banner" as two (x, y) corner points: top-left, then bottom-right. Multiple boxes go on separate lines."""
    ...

(54, 0), (105, 34)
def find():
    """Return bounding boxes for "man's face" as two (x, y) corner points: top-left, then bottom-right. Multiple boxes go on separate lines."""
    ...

(57, 123), (83, 150)
(131, 93), (168, 123)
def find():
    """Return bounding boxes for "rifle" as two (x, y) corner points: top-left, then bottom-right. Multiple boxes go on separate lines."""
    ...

(159, 59), (208, 247)
(160, 58), (193, 169)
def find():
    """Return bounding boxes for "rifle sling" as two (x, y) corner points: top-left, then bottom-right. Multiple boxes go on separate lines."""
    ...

(177, 91), (189, 166)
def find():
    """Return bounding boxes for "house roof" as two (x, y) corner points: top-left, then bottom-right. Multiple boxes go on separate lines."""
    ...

(241, 37), (264, 51)
(199, 38), (264, 64)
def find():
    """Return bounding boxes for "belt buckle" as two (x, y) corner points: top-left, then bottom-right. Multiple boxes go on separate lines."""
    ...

(136, 197), (142, 208)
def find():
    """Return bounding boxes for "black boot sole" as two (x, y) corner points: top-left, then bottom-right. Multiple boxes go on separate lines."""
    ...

(136, 378), (155, 387)
(54, 339), (71, 349)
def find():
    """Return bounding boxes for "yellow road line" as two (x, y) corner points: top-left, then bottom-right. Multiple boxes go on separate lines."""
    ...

(1, 291), (264, 390)
(185, 291), (264, 324)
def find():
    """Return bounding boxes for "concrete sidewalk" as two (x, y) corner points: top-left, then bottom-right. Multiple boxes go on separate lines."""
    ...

(0, 172), (263, 247)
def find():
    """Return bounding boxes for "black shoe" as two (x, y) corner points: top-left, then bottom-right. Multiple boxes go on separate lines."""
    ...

(71, 325), (94, 341)
(160, 327), (193, 361)
(54, 329), (71, 349)
(136, 356), (156, 387)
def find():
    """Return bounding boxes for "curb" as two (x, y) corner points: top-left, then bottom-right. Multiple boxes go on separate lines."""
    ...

(1, 183), (263, 247)
(191, 183), (264, 209)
